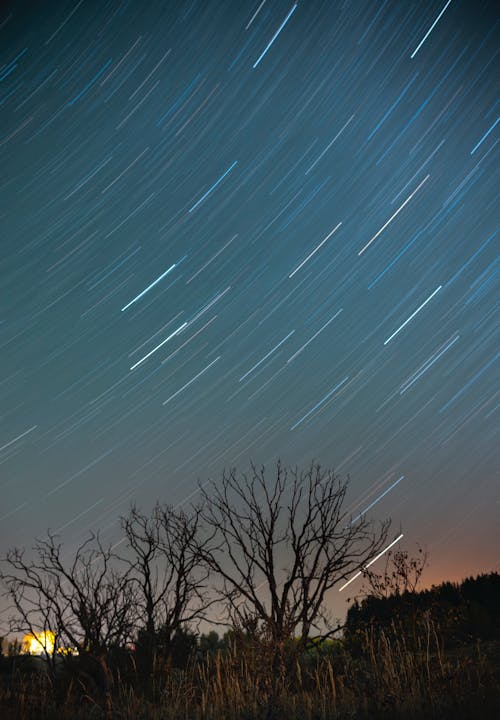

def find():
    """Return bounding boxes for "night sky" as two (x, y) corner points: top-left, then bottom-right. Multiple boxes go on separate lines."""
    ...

(1, 0), (498, 605)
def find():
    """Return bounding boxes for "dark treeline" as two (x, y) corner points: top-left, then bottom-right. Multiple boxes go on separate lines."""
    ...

(346, 571), (500, 647)
(0, 463), (498, 719)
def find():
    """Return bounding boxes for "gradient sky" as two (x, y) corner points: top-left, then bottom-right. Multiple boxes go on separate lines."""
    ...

(1, 0), (498, 617)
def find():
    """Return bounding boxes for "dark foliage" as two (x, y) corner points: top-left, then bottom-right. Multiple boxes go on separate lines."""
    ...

(345, 571), (500, 647)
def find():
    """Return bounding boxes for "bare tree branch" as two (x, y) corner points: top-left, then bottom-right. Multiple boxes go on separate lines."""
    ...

(196, 461), (391, 654)
(119, 502), (211, 666)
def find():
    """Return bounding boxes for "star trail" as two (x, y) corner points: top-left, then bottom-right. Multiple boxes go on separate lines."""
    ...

(0, 0), (498, 608)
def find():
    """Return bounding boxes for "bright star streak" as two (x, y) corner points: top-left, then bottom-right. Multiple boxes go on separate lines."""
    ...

(338, 571), (362, 591)
(121, 263), (177, 311)
(0, 425), (37, 453)
(339, 533), (404, 591)
(384, 285), (442, 346)
(188, 161), (238, 213)
(470, 116), (499, 155)
(410, 0), (454, 59)
(350, 476), (404, 524)
(246, 0), (267, 30)
(239, 330), (295, 382)
(358, 175), (430, 256)
(290, 376), (349, 430)
(365, 533), (405, 568)
(163, 356), (221, 405)
(253, 3), (298, 69)
(128, 312), (183, 357)
(130, 322), (187, 370)
(289, 222), (342, 278)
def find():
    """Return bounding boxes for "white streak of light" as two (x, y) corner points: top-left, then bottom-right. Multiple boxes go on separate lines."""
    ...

(189, 286), (231, 326)
(290, 376), (349, 430)
(187, 236), (236, 284)
(163, 356), (221, 405)
(358, 175), (429, 256)
(121, 263), (177, 311)
(246, 0), (267, 30)
(365, 533), (405, 568)
(130, 323), (187, 370)
(338, 571), (362, 592)
(239, 331), (295, 382)
(289, 222), (342, 278)
(400, 334), (459, 393)
(350, 476), (404, 524)
(411, 0), (454, 59)
(0, 425), (37, 453)
(384, 286), (442, 345)
(287, 309), (343, 363)
(305, 116), (354, 174)
(189, 162), (238, 213)
(339, 534), (404, 591)
(253, 3), (298, 69)
(162, 316), (217, 363)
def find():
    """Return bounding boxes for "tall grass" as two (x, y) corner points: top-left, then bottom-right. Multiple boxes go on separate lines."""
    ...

(0, 618), (498, 719)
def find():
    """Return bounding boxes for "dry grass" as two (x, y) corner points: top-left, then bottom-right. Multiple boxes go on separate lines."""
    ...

(0, 621), (498, 719)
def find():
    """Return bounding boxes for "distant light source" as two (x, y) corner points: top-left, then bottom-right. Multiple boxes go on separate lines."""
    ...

(22, 631), (55, 655)
(22, 630), (78, 656)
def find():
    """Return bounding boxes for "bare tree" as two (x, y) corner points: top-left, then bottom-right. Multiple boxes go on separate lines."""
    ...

(358, 544), (428, 600)
(120, 503), (209, 669)
(345, 545), (429, 651)
(0, 532), (136, 703)
(197, 462), (391, 658)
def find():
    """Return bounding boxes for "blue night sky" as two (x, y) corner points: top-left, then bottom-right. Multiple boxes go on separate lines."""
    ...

(1, 0), (498, 600)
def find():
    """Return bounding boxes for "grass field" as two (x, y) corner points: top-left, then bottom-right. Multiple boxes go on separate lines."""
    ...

(1, 620), (498, 719)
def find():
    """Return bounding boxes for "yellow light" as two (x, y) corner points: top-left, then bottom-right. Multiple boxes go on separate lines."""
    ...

(22, 630), (55, 655)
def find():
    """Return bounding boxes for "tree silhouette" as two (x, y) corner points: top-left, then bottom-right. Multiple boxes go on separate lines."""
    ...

(120, 503), (209, 672)
(0, 531), (136, 708)
(197, 461), (390, 672)
(357, 543), (428, 600)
